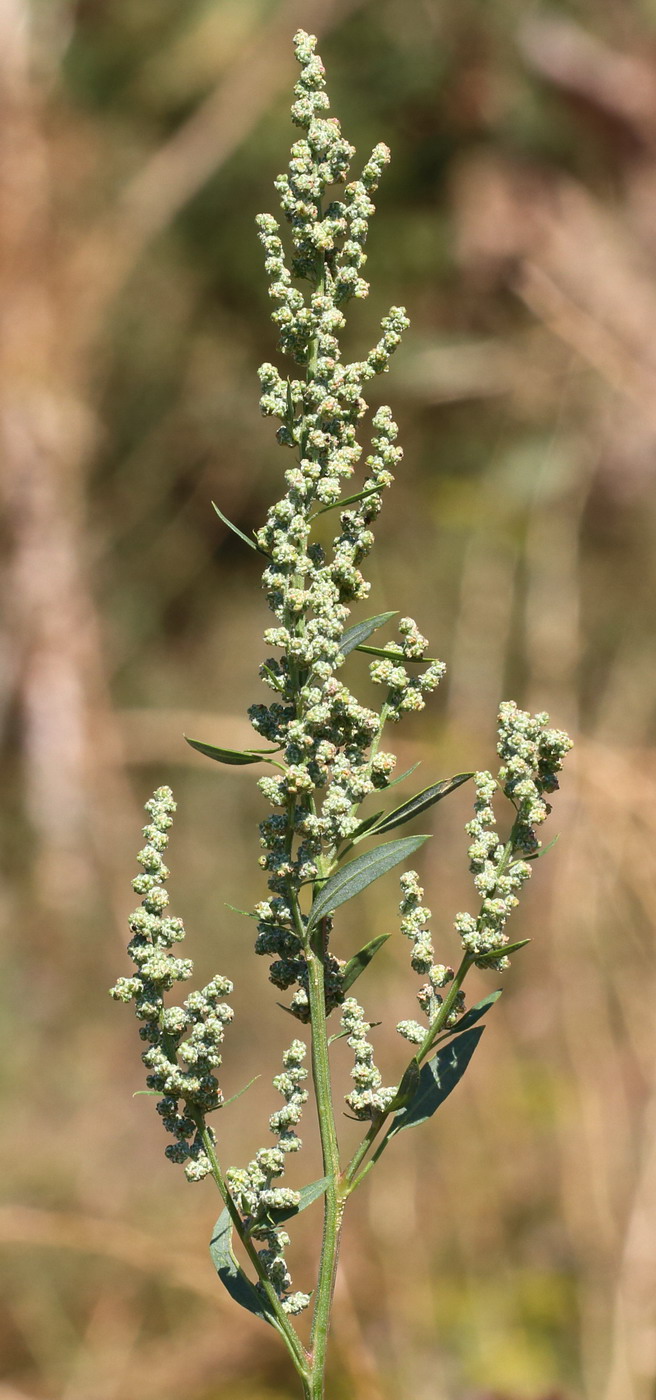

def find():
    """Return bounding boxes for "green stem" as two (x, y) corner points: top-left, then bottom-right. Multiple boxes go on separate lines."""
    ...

(195, 1119), (309, 1383)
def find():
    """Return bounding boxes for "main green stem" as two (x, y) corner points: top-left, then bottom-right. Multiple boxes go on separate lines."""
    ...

(306, 933), (346, 1398)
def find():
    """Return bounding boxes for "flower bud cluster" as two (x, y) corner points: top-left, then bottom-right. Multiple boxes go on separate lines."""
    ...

(227, 1040), (310, 1315)
(341, 997), (396, 1120)
(497, 700), (572, 854)
(456, 705), (572, 969)
(249, 31), (446, 1008)
(370, 619), (445, 723)
(395, 871), (462, 1044)
(110, 788), (234, 1181)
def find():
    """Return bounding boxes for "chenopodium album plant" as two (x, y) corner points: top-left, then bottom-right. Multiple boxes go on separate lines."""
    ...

(111, 30), (573, 1400)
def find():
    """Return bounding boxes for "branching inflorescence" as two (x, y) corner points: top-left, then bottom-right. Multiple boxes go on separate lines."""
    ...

(111, 31), (572, 1400)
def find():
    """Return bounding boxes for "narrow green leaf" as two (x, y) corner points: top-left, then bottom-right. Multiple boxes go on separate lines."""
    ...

(339, 611), (397, 658)
(313, 484), (385, 518)
(212, 502), (267, 556)
(222, 1075), (260, 1108)
(388, 1026), (484, 1137)
(209, 1209), (275, 1326)
(474, 938), (530, 962)
(342, 933), (390, 993)
(348, 810), (385, 845)
(369, 773), (473, 837)
(307, 834), (430, 932)
(524, 834), (560, 862)
(355, 644), (440, 664)
(443, 990), (502, 1036)
(385, 1059), (421, 1114)
(185, 736), (280, 766)
(225, 903), (258, 920)
(133, 1089), (159, 1097)
(387, 762), (421, 789)
(264, 1175), (330, 1225)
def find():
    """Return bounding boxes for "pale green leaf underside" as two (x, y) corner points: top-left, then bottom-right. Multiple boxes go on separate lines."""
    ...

(209, 1210), (276, 1327)
(388, 1026), (485, 1138)
(307, 834), (429, 931)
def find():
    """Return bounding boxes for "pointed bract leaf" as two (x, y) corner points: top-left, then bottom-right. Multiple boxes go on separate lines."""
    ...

(443, 990), (502, 1036)
(307, 835), (429, 931)
(314, 484), (385, 517)
(342, 934), (390, 993)
(388, 1026), (484, 1137)
(212, 502), (267, 556)
(185, 737), (279, 766)
(387, 761), (421, 789)
(210, 1209), (275, 1326)
(339, 611), (397, 658)
(474, 938), (530, 962)
(525, 834), (560, 862)
(355, 644), (440, 664)
(372, 773), (473, 836)
(222, 1075), (260, 1108)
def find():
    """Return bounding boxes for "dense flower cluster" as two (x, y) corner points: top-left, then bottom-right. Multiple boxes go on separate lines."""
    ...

(455, 705), (573, 970)
(227, 1040), (310, 1315)
(250, 30), (445, 1009)
(341, 997), (396, 1120)
(110, 788), (234, 1181)
(395, 870), (463, 1044)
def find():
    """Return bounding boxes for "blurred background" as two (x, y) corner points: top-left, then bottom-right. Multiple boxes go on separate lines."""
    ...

(2, 0), (656, 1397)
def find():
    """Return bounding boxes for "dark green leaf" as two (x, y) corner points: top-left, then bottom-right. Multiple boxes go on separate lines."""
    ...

(355, 644), (440, 664)
(385, 1059), (421, 1113)
(371, 774), (473, 837)
(388, 1027), (484, 1138)
(209, 1209), (275, 1326)
(212, 502), (267, 556)
(342, 934), (390, 993)
(185, 737), (280, 766)
(442, 990), (502, 1036)
(307, 835), (430, 932)
(474, 938), (530, 962)
(264, 1175), (330, 1225)
(339, 611), (397, 658)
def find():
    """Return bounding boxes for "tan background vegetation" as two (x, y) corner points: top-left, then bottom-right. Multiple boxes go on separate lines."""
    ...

(2, 1), (656, 1397)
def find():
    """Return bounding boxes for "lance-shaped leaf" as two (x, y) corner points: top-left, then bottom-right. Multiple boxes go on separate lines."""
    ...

(366, 773), (473, 838)
(342, 933), (390, 993)
(386, 761), (421, 789)
(212, 502), (268, 556)
(441, 990), (502, 1036)
(387, 1026), (484, 1138)
(355, 644), (440, 664)
(185, 737), (280, 766)
(209, 1209), (276, 1326)
(339, 611), (397, 658)
(525, 834), (560, 862)
(307, 834), (429, 932)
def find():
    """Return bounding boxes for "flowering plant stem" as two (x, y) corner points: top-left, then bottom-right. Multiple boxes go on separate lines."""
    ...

(110, 30), (573, 1400)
